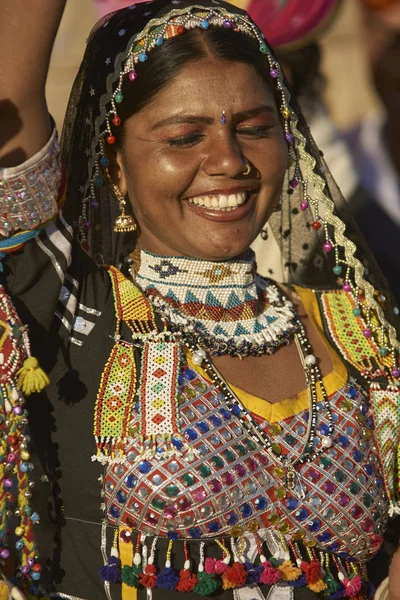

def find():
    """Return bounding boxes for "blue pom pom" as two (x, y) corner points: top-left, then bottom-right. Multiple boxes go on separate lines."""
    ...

(156, 566), (179, 590)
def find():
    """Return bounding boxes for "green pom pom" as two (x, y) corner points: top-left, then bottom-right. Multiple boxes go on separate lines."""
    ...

(325, 575), (341, 593)
(121, 564), (141, 588)
(194, 571), (221, 595)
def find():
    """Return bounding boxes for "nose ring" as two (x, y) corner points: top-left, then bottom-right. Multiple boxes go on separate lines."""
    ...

(243, 161), (251, 176)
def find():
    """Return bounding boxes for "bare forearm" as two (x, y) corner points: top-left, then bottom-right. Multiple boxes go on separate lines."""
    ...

(0, 0), (67, 166)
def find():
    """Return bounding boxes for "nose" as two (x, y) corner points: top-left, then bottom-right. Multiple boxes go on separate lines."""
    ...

(202, 130), (247, 178)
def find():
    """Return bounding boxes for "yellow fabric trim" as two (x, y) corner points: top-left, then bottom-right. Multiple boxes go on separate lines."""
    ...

(187, 286), (348, 423)
(119, 526), (136, 600)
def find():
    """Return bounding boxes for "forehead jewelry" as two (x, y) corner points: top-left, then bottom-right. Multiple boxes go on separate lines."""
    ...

(220, 110), (227, 125)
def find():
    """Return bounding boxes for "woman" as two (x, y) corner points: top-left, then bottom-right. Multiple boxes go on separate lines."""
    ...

(0, 1), (400, 599)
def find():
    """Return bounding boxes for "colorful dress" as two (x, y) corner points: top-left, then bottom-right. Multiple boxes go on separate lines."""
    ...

(0, 131), (398, 600)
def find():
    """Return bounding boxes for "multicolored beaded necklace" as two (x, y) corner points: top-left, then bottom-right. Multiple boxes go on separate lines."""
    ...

(135, 250), (299, 357)
(133, 251), (334, 492)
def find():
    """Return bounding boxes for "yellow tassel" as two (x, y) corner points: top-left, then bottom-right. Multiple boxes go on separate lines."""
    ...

(309, 579), (328, 593)
(0, 582), (8, 600)
(278, 560), (302, 581)
(17, 356), (49, 395)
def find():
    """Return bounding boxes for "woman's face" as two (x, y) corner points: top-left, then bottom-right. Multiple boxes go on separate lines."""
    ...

(115, 58), (288, 260)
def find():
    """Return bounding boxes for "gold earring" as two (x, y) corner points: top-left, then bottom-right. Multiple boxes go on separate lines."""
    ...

(111, 184), (137, 233)
(243, 161), (251, 176)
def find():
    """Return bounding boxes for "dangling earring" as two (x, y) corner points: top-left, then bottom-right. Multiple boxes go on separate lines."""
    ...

(111, 184), (137, 233)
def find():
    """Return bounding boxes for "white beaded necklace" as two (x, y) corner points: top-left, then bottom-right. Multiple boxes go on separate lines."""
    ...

(135, 250), (299, 357)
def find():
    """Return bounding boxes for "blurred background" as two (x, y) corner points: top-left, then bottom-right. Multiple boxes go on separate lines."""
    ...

(47, 0), (400, 298)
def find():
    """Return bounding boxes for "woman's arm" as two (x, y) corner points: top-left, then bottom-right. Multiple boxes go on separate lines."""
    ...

(0, 0), (66, 167)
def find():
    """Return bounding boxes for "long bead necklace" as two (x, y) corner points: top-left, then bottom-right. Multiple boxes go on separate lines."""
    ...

(183, 319), (334, 497)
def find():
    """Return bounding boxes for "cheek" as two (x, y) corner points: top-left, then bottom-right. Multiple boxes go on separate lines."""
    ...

(123, 145), (199, 203)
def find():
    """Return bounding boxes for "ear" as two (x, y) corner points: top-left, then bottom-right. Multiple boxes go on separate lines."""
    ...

(107, 148), (129, 196)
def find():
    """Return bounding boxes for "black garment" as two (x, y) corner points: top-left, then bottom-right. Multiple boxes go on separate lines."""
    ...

(1, 219), (392, 599)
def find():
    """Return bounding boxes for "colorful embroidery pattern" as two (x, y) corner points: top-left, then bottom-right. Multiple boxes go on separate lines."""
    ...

(104, 364), (387, 561)
(321, 290), (392, 378)
(138, 339), (183, 450)
(94, 342), (137, 452)
(369, 382), (400, 515)
(94, 268), (158, 459)
(109, 265), (156, 332)
(136, 250), (298, 357)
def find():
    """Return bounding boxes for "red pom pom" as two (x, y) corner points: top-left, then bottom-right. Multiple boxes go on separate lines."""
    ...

(112, 115), (122, 127)
(259, 561), (280, 585)
(176, 569), (197, 592)
(307, 560), (322, 583)
(312, 220), (321, 230)
(107, 135), (116, 145)
(139, 564), (157, 588)
(223, 562), (247, 586)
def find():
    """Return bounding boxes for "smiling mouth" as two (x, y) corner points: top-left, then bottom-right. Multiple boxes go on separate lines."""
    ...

(185, 191), (250, 212)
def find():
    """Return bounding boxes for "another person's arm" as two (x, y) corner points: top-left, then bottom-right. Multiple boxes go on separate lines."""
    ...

(0, 0), (66, 167)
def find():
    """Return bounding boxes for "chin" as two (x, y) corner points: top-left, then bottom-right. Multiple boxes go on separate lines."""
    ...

(190, 240), (253, 262)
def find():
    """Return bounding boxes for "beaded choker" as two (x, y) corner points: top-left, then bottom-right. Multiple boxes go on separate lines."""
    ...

(134, 250), (299, 357)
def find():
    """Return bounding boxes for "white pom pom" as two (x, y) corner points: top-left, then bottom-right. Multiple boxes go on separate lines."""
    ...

(133, 552), (142, 566)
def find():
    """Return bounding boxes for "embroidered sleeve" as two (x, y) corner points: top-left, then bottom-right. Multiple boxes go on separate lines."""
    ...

(320, 289), (400, 516)
(0, 128), (62, 237)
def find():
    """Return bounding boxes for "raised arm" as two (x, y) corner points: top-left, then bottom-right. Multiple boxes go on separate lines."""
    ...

(0, 0), (66, 167)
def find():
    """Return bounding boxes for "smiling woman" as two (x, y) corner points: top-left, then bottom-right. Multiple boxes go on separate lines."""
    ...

(1, 1), (400, 599)
(113, 54), (287, 259)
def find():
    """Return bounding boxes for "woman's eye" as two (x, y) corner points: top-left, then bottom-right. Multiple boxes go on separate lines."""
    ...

(168, 133), (204, 148)
(236, 126), (273, 137)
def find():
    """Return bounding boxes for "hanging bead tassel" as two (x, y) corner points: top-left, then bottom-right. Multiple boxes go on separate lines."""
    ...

(99, 531), (121, 583)
(300, 559), (327, 593)
(319, 552), (342, 597)
(193, 542), (221, 596)
(221, 538), (248, 590)
(139, 536), (157, 588)
(338, 572), (362, 598)
(176, 541), (197, 592)
(276, 538), (302, 584)
(156, 539), (179, 590)
(121, 535), (142, 588)
(300, 549), (327, 593)
(17, 356), (49, 395)
(255, 533), (280, 586)
(205, 539), (229, 575)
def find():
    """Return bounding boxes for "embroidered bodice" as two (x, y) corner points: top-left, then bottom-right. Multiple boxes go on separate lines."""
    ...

(104, 360), (387, 562)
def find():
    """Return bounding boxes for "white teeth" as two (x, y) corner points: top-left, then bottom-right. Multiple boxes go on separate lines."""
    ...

(228, 194), (238, 207)
(187, 191), (248, 210)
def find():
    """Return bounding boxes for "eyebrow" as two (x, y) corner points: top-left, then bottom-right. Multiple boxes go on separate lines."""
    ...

(152, 105), (275, 129)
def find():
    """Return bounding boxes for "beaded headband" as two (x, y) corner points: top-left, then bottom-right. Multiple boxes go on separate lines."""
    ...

(79, 2), (399, 377)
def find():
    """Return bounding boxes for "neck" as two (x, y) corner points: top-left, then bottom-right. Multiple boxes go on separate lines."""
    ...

(134, 249), (297, 357)
(135, 249), (261, 320)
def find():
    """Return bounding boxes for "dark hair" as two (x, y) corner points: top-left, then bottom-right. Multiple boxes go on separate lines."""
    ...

(114, 27), (278, 145)
(277, 42), (324, 103)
